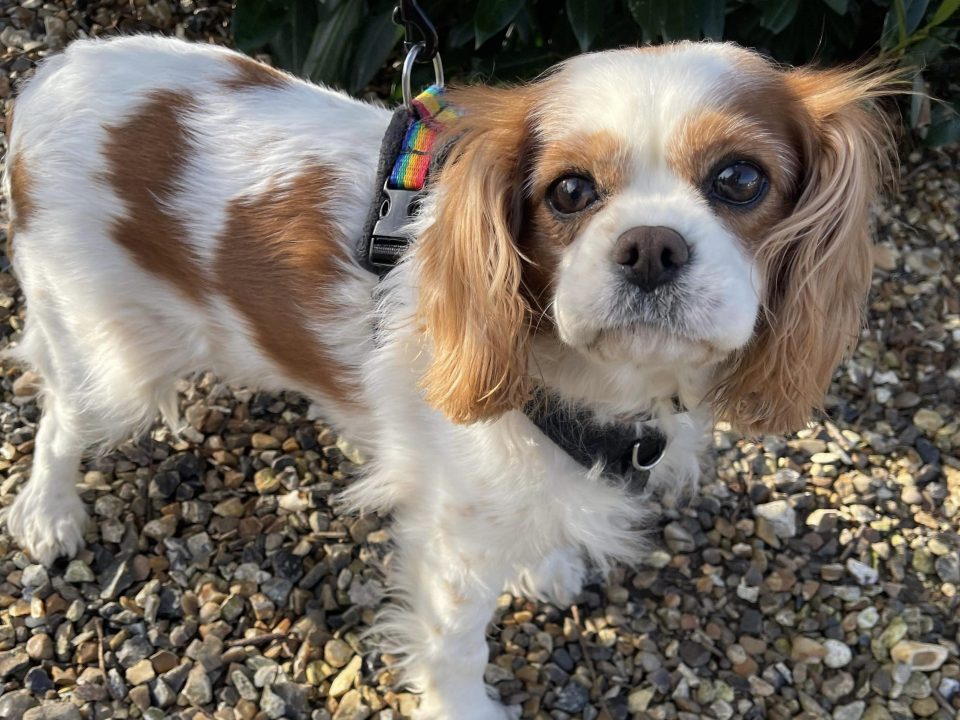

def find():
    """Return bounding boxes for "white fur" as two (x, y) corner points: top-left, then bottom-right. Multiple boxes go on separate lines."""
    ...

(3, 36), (776, 719)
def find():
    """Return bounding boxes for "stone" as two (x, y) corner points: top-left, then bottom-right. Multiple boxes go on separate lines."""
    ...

(678, 640), (711, 668)
(63, 560), (95, 583)
(0, 689), (39, 718)
(628, 687), (655, 713)
(754, 500), (796, 538)
(791, 637), (826, 663)
(324, 639), (354, 669)
(270, 682), (310, 720)
(553, 681), (590, 713)
(823, 639), (853, 668)
(0, 648), (30, 679)
(125, 659), (156, 685)
(26, 633), (53, 660)
(846, 558), (879, 585)
(183, 663), (213, 706)
(890, 641), (949, 671)
(806, 508), (840, 533)
(22, 706), (82, 720)
(333, 689), (371, 720)
(856, 607), (880, 629)
(822, 672), (855, 702)
(24, 667), (54, 695)
(663, 522), (695, 553)
(329, 655), (361, 697)
(255, 468), (280, 494)
(912, 409), (944, 433)
(21, 565), (49, 588)
(260, 685), (286, 720)
(833, 701), (866, 720)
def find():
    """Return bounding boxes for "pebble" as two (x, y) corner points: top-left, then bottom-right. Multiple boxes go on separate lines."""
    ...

(183, 663), (213, 705)
(889, 640), (949, 671)
(63, 560), (95, 583)
(823, 639), (853, 668)
(754, 500), (796, 538)
(846, 558), (879, 585)
(0, 648), (30, 679)
(0, 689), (38, 717)
(678, 640), (711, 667)
(834, 700), (866, 720)
(330, 655), (362, 697)
(663, 522), (696, 553)
(553, 681), (590, 712)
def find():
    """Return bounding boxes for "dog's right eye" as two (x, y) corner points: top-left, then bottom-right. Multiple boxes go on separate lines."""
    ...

(710, 161), (767, 207)
(548, 175), (599, 215)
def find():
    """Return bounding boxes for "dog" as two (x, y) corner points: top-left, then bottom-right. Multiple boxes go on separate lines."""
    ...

(3, 35), (894, 718)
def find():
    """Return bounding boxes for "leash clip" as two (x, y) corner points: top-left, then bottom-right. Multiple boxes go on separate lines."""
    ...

(368, 183), (423, 270)
(394, 0), (439, 61)
(401, 41), (444, 110)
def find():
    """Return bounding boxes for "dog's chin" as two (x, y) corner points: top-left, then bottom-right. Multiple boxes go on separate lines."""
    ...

(576, 323), (734, 368)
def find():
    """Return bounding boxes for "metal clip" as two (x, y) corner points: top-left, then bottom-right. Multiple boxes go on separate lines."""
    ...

(401, 41), (444, 110)
(368, 184), (424, 269)
(631, 433), (667, 472)
(393, 0), (439, 61)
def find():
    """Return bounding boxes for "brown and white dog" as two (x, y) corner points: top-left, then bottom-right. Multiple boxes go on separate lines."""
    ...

(4, 35), (894, 718)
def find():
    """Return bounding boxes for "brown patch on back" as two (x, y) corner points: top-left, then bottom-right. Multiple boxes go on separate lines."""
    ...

(222, 55), (290, 91)
(216, 164), (360, 407)
(104, 90), (206, 301)
(7, 113), (36, 262)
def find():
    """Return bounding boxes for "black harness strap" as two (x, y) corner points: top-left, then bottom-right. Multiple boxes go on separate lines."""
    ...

(357, 106), (417, 277)
(525, 391), (676, 486)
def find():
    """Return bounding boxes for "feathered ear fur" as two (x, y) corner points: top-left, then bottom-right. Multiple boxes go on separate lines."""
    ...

(714, 66), (898, 434)
(415, 85), (538, 424)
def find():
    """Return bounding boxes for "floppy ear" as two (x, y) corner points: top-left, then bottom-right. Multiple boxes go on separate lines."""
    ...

(714, 66), (898, 434)
(414, 86), (537, 424)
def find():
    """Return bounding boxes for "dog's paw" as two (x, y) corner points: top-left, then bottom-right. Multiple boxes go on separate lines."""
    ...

(511, 548), (586, 606)
(415, 695), (515, 720)
(4, 485), (88, 566)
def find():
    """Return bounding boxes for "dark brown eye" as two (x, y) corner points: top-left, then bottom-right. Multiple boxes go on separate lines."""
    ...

(548, 175), (599, 215)
(712, 161), (767, 206)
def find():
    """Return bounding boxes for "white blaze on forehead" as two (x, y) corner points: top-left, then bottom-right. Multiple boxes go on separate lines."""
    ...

(534, 43), (747, 160)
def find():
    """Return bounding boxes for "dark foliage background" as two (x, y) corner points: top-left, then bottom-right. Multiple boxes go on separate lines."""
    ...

(232, 0), (960, 145)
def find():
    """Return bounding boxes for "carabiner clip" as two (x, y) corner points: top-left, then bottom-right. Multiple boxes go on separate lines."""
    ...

(393, 0), (439, 62)
(401, 41), (444, 109)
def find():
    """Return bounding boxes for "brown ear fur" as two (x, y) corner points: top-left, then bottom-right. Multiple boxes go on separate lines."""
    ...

(415, 85), (537, 424)
(713, 66), (898, 434)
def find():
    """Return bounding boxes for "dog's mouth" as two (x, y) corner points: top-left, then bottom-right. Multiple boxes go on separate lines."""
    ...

(580, 323), (728, 368)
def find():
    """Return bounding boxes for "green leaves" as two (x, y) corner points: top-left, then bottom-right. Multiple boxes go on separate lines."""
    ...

(474, 0), (525, 47)
(627, 0), (726, 42)
(233, 0), (291, 52)
(566, 0), (613, 51)
(230, 0), (960, 145)
(232, 0), (403, 95)
(760, 0), (799, 34)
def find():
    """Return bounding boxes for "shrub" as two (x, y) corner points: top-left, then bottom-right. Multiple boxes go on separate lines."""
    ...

(232, 0), (960, 144)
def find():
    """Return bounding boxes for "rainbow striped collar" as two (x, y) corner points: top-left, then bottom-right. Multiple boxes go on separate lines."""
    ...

(387, 84), (458, 192)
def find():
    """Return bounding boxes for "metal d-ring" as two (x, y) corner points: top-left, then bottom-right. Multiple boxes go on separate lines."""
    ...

(402, 41), (444, 110)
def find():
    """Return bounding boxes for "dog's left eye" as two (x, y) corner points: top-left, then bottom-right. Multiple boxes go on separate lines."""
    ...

(711, 161), (767, 206)
(548, 175), (599, 215)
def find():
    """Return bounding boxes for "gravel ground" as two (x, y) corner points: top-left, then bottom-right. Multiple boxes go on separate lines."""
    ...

(1, 3), (959, 719)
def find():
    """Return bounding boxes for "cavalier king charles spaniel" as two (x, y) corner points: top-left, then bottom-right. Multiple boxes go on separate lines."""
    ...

(4, 35), (894, 718)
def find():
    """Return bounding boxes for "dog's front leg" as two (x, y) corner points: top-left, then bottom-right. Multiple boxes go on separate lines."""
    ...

(384, 511), (513, 720)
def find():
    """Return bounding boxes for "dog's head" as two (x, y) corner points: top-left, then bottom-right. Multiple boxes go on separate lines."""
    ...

(413, 42), (896, 433)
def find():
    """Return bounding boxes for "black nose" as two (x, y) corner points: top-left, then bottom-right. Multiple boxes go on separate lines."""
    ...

(612, 226), (689, 292)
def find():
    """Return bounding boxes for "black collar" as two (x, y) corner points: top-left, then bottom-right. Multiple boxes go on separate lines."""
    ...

(524, 391), (683, 483)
